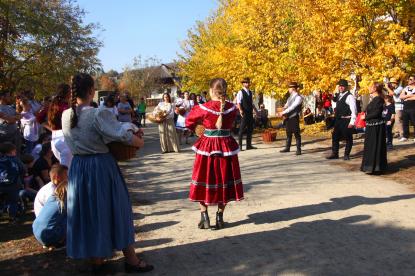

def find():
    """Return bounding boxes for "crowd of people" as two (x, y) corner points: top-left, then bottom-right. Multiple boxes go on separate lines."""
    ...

(1, 71), (414, 273)
(0, 78), (153, 273)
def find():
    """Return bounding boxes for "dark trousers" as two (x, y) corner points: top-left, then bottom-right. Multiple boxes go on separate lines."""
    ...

(402, 108), (415, 138)
(284, 116), (301, 151)
(332, 118), (354, 156)
(238, 113), (254, 148)
(386, 124), (393, 145)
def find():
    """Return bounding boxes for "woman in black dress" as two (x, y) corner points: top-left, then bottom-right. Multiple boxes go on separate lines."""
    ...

(361, 82), (387, 174)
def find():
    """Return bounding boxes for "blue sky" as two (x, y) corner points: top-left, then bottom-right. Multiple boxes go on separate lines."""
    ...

(76, 0), (218, 72)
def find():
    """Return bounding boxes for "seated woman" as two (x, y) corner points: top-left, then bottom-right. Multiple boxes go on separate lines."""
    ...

(303, 107), (315, 125)
(315, 104), (326, 123)
(32, 168), (68, 249)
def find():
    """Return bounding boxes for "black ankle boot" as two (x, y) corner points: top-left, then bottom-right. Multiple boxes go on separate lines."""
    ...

(198, 211), (210, 229)
(214, 211), (225, 230)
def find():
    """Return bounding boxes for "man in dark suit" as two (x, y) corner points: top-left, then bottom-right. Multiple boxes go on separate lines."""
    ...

(236, 77), (258, 150)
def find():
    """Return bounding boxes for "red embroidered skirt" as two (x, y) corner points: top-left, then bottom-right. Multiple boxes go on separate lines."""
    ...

(189, 153), (244, 205)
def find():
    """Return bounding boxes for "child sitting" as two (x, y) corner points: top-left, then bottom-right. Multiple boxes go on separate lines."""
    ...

(31, 133), (51, 161)
(0, 142), (25, 222)
(34, 164), (68, 217)
(32, 164), (68, 249)
(19, 154), (38, 212)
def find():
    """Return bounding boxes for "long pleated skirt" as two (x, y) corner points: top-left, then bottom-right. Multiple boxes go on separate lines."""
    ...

(189, 154), (244, 205)
(361, 124), (388, 173)
(67, 153), (135, 258)
(158, 118), (180, 153)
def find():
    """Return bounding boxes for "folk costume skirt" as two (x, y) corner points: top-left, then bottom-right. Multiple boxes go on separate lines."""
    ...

(361, 122), (388, 173)
(67, 153), (134, 258)
(189, 132), (243, 205)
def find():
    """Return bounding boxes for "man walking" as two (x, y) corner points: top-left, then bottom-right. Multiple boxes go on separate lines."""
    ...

(327, 79), (357, 160)
(236, 77), (258, 150)
(277, 82), (303, 155)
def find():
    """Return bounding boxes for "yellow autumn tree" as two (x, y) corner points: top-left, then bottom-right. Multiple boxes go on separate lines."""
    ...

(179, 0), (415, 98)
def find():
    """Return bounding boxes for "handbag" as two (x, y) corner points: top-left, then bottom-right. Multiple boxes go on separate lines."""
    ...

(355, 112), (366, 129)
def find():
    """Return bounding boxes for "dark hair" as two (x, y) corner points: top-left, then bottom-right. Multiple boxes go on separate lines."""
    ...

(70, 73), (94, 128)
(20, 154), (35, 164)
(385, 95), (394, 103)
(162, 93), (172, 103)
(37, 132), (51, 144)
(39, 142), (52, 157)
(372, 82), (384, 97)
(48, 83), (71, 130)
(0, 142), (16, 154)
(104, 94), (116, 107)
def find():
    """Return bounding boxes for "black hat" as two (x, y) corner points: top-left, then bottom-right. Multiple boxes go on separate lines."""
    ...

(337, 79), (349, 87)
(241, 77), (251, 84)
(288, 81), (299, 88)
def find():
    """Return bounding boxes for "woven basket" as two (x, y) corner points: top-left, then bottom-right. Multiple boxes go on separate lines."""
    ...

(262, 129), (277, 143)
(108, 142), (138, 161)
(148, 114), (166, 124)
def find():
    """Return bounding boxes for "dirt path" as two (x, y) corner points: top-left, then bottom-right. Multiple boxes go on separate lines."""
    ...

(1, 124), (415, 275)
(127, 125), (415, 276)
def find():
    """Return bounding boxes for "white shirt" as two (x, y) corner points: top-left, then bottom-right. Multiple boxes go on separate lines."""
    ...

(282, 92), (303, 117)
(236, 88), (251, 104)
(338, 91), (358, 125)
(34, 182), (56, 217)
(392, 86), (404, 110)
(20, 111), (39, 142)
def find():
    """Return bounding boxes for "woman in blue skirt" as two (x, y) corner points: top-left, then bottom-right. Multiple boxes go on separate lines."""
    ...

(61, 73), (153, 273)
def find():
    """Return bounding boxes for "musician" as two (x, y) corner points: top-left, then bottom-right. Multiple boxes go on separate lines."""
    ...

(327, 79), (357, 160)
(236, 77), (258, 150)
(277, 82), (303, 155)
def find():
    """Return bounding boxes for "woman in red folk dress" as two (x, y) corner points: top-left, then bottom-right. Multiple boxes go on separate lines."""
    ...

(185, 78), (244, 230)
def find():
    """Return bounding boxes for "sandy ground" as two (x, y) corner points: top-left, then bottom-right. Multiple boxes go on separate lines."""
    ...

(1, 124), (415, 275)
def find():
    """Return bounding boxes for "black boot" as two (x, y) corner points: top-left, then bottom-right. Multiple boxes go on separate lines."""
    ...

(214, 211), (225, 230)
(295, 135), (301, 155)
(198, 211), (210, 229)
(280, 135), (292, 153)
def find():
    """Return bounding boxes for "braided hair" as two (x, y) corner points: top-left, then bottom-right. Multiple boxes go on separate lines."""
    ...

(209, 78), (227, 129)
(70, 73), (94, 129)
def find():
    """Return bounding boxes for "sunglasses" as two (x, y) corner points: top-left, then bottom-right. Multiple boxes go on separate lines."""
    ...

(409, 78), (415, 81)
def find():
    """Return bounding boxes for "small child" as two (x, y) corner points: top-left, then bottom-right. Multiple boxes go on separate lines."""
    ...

(384, 95), (395, 149)
(19, 154), (38, 212)
(34, 164), (68, 217)
(19, 99), (40, 154)
(32, 164), (68, 249)
(0, 143), (25, 222)
(31, 133), (51, 161)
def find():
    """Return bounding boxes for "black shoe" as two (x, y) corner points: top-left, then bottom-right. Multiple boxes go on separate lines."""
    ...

(326, 154), (339, 159)
(213, 211), (225, 230)
(343, 155), (350, 160)
(280, 148), (290, 153)
(296, 150), (301, 155)
(198, 211), (210, 229)
(246, 146), (257, 150)
(125, 261), (154, 273)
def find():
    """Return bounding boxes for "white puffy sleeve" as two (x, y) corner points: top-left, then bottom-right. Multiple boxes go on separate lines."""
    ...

(93, 108), (136, 145)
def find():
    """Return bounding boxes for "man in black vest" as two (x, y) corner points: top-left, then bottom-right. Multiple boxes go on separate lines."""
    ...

(277, 82), (303, 155)
(236, 77), (258, 150)
(327, 79), (357, 160)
